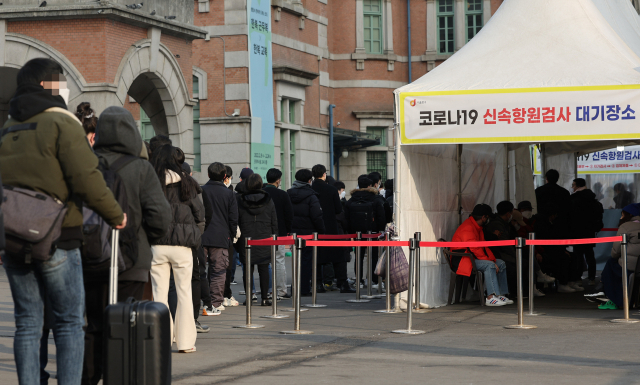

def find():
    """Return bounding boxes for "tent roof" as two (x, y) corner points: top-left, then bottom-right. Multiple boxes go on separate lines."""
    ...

(396, 0), (640, 155)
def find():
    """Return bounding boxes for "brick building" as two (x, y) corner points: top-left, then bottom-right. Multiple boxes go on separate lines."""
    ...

(0, 0), (506, 187)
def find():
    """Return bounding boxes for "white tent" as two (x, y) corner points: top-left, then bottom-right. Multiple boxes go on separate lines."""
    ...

(393, 0), (640, 308)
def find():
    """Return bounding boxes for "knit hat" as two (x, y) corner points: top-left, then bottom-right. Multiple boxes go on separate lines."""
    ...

(181, 162), (191, 175)
(240, 167), (254, 180)
(358, 175), (373, 189)
(471, 203), (492, 217)
(622, 204), (640, 217)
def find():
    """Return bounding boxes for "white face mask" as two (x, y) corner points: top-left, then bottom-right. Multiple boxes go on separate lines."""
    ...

(224, 180), (231, 188)
(59, 88), (70, 105)
(522, 211), (532, 219)
(340, 191), (346, 199)
(513, 223), (521, 231)
(379, 189), (386, 196)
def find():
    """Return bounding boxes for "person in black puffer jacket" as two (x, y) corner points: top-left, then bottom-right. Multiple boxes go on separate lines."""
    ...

(149, 145), (205, 354)
(237, 173), (278, 306)
(287, 169), (325, 295)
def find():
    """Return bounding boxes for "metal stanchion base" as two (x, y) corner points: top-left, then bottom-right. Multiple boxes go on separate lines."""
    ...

(282, 308), (309, 312)
(412, 308), (431, 314)
(504, 324), (537, 329)
(234, 324), (265, 329)
(610, 318), (640, 323)
(374, 309), (402, 314)
(260, 314), (289, 319)
(303, 304), (327, 308)
(280, 330), (314, 335)
(346, 299), (371, 303)
(391, 329), (425, 335)
(525, 312), (546, 316)
(361, 295), (380, 299)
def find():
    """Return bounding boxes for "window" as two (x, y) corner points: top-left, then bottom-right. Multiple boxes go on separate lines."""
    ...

(364, 0), (383, 54)
(366, 127), (387, 147)
(139, 108), (155, 142)
(280, 130), (286, 188)
(281, 99), (297, 124)
(367, 151), (387, 183)
(437, 0), (454, 54)
(289, 100), (296, 124)
(466, 0), (483, 42)
(193, 76), (201, 172)
(290, 132), (296, 184)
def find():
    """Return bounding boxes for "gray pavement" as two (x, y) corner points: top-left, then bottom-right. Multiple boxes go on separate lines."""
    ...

(1, 266), (639, 385)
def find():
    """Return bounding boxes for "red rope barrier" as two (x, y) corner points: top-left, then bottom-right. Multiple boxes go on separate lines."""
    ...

(361, 233), (383, 239)
(599, 228), (618, 232)
(306, 241), (409, 247)
(526, 236), (622, 246)
(317, 234), (357, 240)
(420, 240), (517, 248)
(248, 239), (295, 246)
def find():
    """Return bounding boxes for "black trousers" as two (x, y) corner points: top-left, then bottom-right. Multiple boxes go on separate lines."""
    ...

(199, 245), (212, 308)
(300, 247), (313, 294)
(81, 280), (145, 385)
(241, 264), (270, 300)
(574, 244), (596, 280)
(319, 261), (348, 286)
(541, 249), (572, 285)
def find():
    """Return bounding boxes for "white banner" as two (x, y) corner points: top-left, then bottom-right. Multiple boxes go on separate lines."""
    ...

(399, 86), (640, 144)
(532, 145), (640, 175)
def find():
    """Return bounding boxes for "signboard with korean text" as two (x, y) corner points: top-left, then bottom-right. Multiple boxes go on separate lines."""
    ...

(531, 145), (640, 175)
(247, 0), (275, 177)
(399, 85), (640, 144)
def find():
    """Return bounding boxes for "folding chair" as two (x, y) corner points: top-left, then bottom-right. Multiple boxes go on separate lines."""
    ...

(443, 245), (485, 306)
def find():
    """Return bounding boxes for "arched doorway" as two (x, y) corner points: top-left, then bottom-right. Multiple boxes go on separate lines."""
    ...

(0, 67), (19, 127)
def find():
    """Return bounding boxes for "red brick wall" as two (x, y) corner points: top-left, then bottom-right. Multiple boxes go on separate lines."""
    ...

(105, 22), (147, 83)
(161, 33), (194, 96)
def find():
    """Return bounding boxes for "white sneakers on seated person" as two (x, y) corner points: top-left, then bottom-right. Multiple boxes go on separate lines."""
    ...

(569, 281), (584, 291)
(558, 284), (576, 293)
(497, 295), (514, 304)
(537, 271), (556, 283)
(485, 295), (513, 306)
(533, 287), (545, 297)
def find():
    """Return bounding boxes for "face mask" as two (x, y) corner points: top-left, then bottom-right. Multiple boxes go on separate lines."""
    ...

(513, 223), (521, 231)
(340, 191), (346, 199)
(224, 180), (231, 188)
(522, 211), (532, 219)
(482, 218), (490, 226)
(507, 215), (513, 223)
(59, 88), (70, 105)
(379, 189), (386, 196)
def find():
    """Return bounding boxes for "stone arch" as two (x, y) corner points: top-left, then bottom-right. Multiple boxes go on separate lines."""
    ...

(114, 40), (194, 152)
(1, 33), (88, 125)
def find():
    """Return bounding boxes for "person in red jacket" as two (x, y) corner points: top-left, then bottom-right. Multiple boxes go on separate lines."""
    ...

(451, 204), (512, 306)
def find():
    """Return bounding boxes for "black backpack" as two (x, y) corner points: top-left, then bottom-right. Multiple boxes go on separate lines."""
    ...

(348, 196), (375, 233)
(589, 198), (605, 233)
(82, 155), (138, 274)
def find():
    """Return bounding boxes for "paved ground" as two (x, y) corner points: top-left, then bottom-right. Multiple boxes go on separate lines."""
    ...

(1, 266), (639, 385)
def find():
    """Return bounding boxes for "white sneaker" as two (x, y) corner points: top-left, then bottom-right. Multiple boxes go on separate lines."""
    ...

(572, 280), (584, 287)
(202, 306), (221, 316)
(536, 271), (555, 283)
(486, 297), (507, 306)
(227, 296), (240, 307)
(222, 298), (230, 307)
(558, 284), (576, 293)
(569, 282), (584, 292)
(497, 296), (514, 305)
(533, 287), (545, 297)
(215, 304), (225, 311)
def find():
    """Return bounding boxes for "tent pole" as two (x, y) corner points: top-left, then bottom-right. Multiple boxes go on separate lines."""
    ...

(504, 144), (510, 202)
(457, 144), (463, 226)
(540, 143), (547, 181)
(574, 152), (578, 180)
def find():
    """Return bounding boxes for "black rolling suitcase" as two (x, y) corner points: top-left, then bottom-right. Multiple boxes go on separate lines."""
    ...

(104, 229), (172, 385)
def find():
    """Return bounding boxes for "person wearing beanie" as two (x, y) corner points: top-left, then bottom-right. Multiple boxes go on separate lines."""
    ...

(597, 204), (640, 309)
(451, 204), (512, 306)
(235, 167), (254, 194)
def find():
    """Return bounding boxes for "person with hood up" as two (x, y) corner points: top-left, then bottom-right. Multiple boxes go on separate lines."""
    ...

(596, 204), (640, 309)
(237, 173), (279, 305)
(451, 204), (512, 306)
(344, 175), (386, 284)
(83, 106), (171, 384)
(0, 58), (127, 384)
(569, 178), (604, 286)
(150, 145), (205, 353)
(288, 169), (326, 295)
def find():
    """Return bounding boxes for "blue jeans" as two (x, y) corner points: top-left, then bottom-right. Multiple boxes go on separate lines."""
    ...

(4, 248), (85, 385)
(475, 259), (509, 297)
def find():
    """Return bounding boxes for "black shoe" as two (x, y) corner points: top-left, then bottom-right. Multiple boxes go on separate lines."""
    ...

(301, 292), (312, 297)
(316, 284), (326, 293)
(195, 320), (210, 333)
(340, 282), (356, 294)
(261, 299), (272, 306)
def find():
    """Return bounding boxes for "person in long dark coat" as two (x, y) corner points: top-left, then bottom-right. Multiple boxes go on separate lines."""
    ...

(312, 165), (352, 293)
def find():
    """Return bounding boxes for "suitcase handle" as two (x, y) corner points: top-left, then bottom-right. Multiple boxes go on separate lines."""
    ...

(108, 229), (120, 305)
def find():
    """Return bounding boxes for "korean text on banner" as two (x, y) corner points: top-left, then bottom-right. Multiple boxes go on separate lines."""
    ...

(248, 0), (275, 177)
(400, 86), (640, 145)
(532, 145), (640, 175)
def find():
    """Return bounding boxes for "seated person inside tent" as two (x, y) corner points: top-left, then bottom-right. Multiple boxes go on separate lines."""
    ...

(594, 204), (640, 310)
(532, 204), (575, 293)
(451, 204), (513, 306)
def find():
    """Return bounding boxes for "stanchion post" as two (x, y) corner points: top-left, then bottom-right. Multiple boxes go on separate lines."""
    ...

(235, 237), (264, 329)
(347, 232), (370, 303)
(262, 235), (289, 319)
(505, 237), (536, 330)
(375, 232), (400, 314)
(412, 232), (429, 313)
(281, 238), (314, 334)
(362, 231), (380, 299)
(526, 233), (544, 316)
(305, 233), (327, 308)
(612, 234), (639, 323)
(392, 238), (425, 334)
(282, 234), (307, 312)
